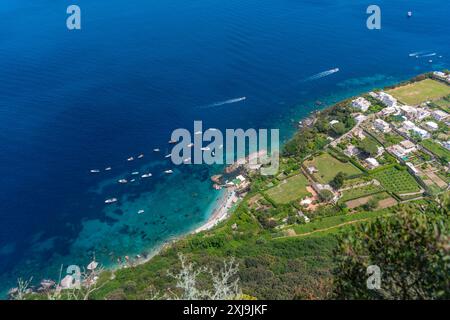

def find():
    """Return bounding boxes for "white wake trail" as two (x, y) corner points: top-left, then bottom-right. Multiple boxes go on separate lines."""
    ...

(199, 97), (247, 109)
(305, 68), (340, 81)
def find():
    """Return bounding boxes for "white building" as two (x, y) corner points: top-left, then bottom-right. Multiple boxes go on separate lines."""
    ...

(412, 127), (430, 139)
(443, 141), (450, 151)
(352, 97), (371, 112)
(416, 108), (431, 121)
(432, 110), (449, 121)
(344, 145), (360, 157)
(374, 119), (390, 132)
(406, 162), (419, 175)
(330, 120), (340, 125)
(381, 106), (398, 116)
(377, 92), (397, 108)
(433, 71), (447, 79)
(400, 140), (417, 153)
(403, 120), (416, 131)
(399, 105), (418, 119)
(354, 114), (367, 123)
(365, 157), (380, 169)
(425, 121), (439, 131)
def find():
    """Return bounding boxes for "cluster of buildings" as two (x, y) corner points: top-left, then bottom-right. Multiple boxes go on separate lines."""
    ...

(433, 71), (450, 84)
(387, 140), (417, 160)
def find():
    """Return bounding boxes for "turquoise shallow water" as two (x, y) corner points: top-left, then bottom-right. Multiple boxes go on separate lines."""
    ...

(0, 0), (449, 296)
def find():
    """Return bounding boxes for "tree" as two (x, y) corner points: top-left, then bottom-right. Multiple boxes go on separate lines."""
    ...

(318, 189), (334, 202)
(333, 206), (449, 299)
(330, 172), (346, 190)
(357, 139), (378, 157)
(362, 198), (378, 211)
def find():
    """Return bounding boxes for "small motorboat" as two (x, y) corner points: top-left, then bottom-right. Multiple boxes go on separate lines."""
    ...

(187, 143), (194, 148)
(153, 148), (160, 152)
(137, 154), (144, 159)
(118, 179), (128, 184)
(90, 169), (100, 173)
(130, 179), (136, 182)
(141, 173), (152, 178)
(164, 170), (173, 174)
(201, 147), (210, 151)
(138, 210), (145, 214)
(168, 140), (177, 144)
(104, 167), (112, 171)
(105, 198), (118, 204)
(407, 11), (412, 18)
(194, 131), (202, 135)
(131, 171), (139, 175)
(165, 154), (172, 158)
(127, 157), (134, 162)
(429, 59), (433, 63)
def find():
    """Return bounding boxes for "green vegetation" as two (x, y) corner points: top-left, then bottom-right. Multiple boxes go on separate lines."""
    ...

(357, 138), (379, 157)
(372, 166), (421, 194)
(339, 184), (385, 203)
(289, 210), (390, 236)
(387, 79), (450, 105)
(421, 139), (450, 163)
(305, 153), (362, 184)
(333, 206), (450, 299)
(265, 174), (311, 204)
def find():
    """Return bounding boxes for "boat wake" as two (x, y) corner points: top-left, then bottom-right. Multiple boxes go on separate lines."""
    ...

(199, 97), (247, 109)
(418, 52), (437, 58)
(304, 68), (340, 81)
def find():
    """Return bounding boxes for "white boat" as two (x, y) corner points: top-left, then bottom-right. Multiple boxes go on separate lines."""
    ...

(131, 171), (139, 175)
(407, 11), (412, 17)
(429, 59), (433, 63)
(201, 147), (210, 151)
(138, 210), (145, 214)
(141, 173), (152, 178)
(165, 154), (172, 158)
(127, 157), (134, 162)
(104, 167), (112, 171)
(90, 169), (100, 173)
(164, 170), (173, 174)
(118, 179), (128, 184)
(153, 148), (160, 152)
(130, 179), (136, 182)
(194, 131), (202, 135)
(187, 143), (194, 148)
(137, 154), (144, 159)
(105, 198), (118, 204)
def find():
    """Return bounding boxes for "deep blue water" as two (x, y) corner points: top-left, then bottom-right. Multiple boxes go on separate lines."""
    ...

(0, 0), (449, 296)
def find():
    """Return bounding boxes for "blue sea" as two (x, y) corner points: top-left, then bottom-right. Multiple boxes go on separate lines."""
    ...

(0, 0), (449, 296)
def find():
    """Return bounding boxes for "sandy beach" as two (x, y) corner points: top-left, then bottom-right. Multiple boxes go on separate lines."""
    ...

(116, 188), (238, 271)
(194, 189), (237, 233)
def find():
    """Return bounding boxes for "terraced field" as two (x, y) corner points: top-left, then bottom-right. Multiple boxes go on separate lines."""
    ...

(339, 183), (385, 203)
(372, 167), (422, 194)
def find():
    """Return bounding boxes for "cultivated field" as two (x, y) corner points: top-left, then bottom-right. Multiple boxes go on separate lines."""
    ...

(304, 153), (362, 183)
(387, 79), (450, 105)
(421, 139), (450, 162)
(266, 174), (311, 204)
(372, 166), (422, 194)
(339, 183), (385, 203)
